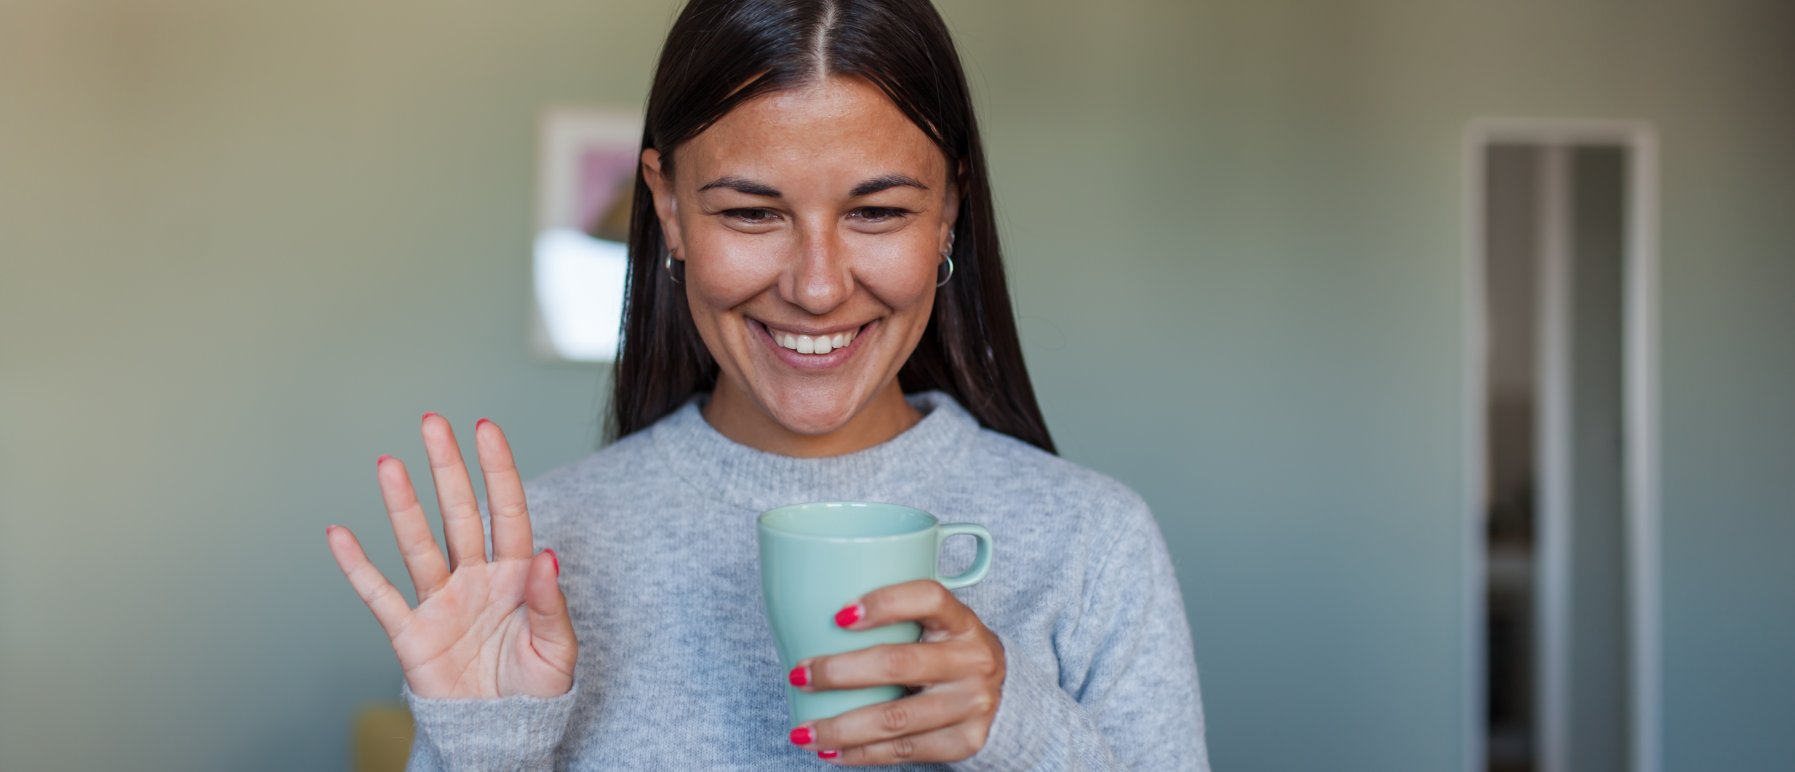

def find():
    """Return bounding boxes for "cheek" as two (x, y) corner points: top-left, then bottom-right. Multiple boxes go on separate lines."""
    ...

(683, 228), (784, 312)
(850, 235), (940, 309)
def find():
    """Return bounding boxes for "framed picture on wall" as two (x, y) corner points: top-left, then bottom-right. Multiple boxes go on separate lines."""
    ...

(531, 106), (643, 363)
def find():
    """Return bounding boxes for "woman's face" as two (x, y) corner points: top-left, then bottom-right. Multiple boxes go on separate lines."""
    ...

(641, 75), (960, 441)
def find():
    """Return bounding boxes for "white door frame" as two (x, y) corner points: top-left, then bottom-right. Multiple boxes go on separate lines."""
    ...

(1461, 118), (1661, 772)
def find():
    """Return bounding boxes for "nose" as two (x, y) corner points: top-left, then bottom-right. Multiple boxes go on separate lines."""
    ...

(783, 225), (853, 315)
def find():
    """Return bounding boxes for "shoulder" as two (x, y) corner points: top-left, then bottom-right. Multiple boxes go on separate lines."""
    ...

(947, 425), (1177, 641)
(968, 426), (1151, 511)
(959, 424), (1159, 542)
(517, 427), (660, 529)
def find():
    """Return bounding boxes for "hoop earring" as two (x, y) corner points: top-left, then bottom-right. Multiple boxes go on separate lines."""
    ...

(664, 250), (683, 284)
(936, 232), (956, 287)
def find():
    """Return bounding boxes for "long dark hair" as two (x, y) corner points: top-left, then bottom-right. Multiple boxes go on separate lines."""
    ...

(606, 0), (1055, 454)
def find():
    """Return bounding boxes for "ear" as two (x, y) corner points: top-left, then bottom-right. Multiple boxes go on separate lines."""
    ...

(940, 157), (968, 250)
(640, 147), (685, 258)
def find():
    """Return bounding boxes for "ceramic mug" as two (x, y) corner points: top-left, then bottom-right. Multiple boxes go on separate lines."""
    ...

(757, 501), (993, 725)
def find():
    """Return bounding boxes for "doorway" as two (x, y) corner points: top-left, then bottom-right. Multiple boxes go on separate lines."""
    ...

(1464, 120), (1660, 772)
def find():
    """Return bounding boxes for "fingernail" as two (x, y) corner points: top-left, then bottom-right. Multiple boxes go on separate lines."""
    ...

(375, 454), (390, 467)
(544, 549), (559, 576)
(476, 417), (490, 430)
(422, 411), (438, 422)
(789, 725), (814, 745)
(325, 524), (337, 535)
(818, 749), (839, 759)
(834, 602), (863, 628)
(788, 664), (809, 687)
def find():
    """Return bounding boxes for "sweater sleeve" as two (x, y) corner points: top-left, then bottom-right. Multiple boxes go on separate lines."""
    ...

(400, 677), (580, 772)
(949, 506), (1211, 772)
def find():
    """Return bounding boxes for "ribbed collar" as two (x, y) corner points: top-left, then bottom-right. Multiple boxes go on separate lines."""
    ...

(649, 389), (978, 513)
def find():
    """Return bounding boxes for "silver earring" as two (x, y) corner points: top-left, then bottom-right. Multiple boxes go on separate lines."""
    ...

(936, 233), (956, 287)
(664, 250), (683, 284)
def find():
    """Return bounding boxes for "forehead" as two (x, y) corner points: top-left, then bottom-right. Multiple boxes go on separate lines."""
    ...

(677, 75), (946, 192)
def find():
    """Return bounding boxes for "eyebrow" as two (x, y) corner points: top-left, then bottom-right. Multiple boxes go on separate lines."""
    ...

(849, 174), (930, 197)
(695, 173), (929, 198)
(697, 175), (781, 197)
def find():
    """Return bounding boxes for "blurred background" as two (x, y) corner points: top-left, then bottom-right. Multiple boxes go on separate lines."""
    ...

(2, 1), (1791, 770)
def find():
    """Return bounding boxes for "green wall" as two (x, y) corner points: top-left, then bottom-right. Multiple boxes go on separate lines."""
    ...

(2, 1), (1790, 770)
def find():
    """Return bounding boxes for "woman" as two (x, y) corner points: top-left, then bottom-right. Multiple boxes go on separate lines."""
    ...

(325, 0), (1210, 768)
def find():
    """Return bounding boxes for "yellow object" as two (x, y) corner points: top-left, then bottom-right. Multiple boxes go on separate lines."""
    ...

(352, 703), (415, 772)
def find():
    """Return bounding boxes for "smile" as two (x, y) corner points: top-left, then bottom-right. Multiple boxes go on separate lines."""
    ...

(769, 327), (856, 354)
(751, 319), (875, 370)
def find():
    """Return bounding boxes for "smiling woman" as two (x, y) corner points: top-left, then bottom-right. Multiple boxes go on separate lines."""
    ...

(640, 75), (962, 452)
(325, 0), (1211, 769)
(609, 0), (1054, 461)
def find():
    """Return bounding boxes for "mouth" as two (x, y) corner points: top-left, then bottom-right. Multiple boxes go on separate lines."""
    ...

(749, 318), (876, 370)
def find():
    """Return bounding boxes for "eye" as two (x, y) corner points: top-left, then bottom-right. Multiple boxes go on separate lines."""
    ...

(850, 207), (911, 224)
(721, 208), (781, 225)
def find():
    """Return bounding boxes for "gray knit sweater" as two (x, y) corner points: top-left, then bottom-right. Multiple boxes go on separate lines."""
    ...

(400, 390), (1210, 771)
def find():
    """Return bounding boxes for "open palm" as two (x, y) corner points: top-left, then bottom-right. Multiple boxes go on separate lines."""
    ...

(326, 414), (576, 699)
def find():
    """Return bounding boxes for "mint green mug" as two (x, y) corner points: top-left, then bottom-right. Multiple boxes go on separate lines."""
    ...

(758, 501), (993, 725)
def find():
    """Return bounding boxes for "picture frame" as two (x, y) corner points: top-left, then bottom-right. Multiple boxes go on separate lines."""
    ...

(530, 106), (644, 363)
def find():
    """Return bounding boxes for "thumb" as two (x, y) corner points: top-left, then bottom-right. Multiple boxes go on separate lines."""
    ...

(525, 549), (577, 663)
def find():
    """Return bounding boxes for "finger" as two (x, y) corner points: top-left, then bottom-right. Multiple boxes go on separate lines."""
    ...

(799, 685), (988, 753)
(375, 454), (450, 602)
(473, 418), (533, 561)
(525, 549), (576, 671)
(421, 413), (486, 570)
(325, 525), (413, 641)
(838, 579), (976, 638)
(812, 714), (989, 766)
(798, 639), (990, 692)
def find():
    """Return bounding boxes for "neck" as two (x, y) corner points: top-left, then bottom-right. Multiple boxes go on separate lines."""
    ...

(701, 379), (923, 458)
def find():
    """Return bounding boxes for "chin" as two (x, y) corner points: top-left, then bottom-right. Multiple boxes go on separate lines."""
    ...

(758, 384), (868, 436)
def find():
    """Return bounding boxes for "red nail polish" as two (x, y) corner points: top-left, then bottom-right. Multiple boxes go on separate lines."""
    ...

(544, 549), (559, 576)
(789, 726), (813, 745)
(818, 749), (839, 759)
(476, 417), (490, 430)
(788, 665), (809, 687)
(422, 411), (438, 422)
(375, 454), (390, 467)
(835, 603), (862, 628)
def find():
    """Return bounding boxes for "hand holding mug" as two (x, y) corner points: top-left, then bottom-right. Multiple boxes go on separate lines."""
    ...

(325, 413), (577, 699)
(786, 579), (1005, 764)
(758, 501), (998, 763)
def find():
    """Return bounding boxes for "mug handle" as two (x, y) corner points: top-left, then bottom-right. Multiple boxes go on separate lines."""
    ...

(935, 523), (992, 590)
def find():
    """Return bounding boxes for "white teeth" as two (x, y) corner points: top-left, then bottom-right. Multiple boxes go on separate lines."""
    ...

(769, 325), (859, 354)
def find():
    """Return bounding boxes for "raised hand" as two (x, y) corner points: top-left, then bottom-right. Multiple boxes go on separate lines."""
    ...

(326, 413), (577, 699)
